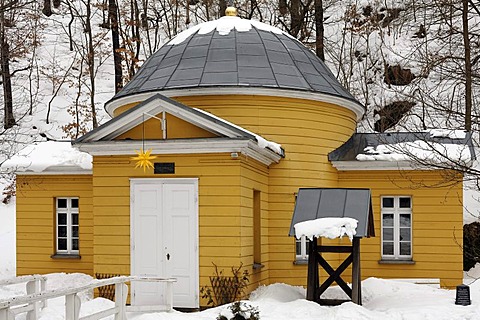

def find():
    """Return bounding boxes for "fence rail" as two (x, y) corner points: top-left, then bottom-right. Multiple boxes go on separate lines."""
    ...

(0, 275), (176, 320)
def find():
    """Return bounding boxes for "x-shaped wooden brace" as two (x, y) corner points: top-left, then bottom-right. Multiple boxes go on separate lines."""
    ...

(317, 252), (353, 299)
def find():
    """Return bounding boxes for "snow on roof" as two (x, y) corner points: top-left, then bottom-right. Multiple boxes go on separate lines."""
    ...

(193, 107), (284, 156)
(428, 129), (467, 139)
(168, 16), (292, 45)
(2, 141), (92, 173)
(356, 140), (471, 163)
(294, 217), (358, 241)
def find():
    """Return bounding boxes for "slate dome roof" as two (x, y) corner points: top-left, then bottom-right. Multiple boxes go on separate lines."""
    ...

(110, 16), (361, 109)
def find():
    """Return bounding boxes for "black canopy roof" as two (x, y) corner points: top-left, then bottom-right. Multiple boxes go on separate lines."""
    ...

(289, 188), (375, 238)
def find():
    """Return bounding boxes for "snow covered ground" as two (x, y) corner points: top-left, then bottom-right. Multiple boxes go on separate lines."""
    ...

(1, 272), (480, 320)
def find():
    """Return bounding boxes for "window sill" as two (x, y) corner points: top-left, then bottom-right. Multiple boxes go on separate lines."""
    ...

(378, 259), (415, 265)
(293, 259), (308, 265)
(51, 254), (81, 260)
(253, 263), (265, 270)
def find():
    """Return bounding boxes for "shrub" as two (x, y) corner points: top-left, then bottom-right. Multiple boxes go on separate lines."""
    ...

(216, 301), (260, 320)
(200, 263), (250, 306)
(464, 222), (480, 271)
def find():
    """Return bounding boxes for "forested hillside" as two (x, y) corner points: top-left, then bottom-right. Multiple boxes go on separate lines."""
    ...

(0, 0), (478, 205)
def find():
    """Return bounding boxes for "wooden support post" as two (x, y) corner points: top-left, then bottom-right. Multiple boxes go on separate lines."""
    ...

(306, 237), (318, 301)
(351, 237), (361, 305)
(40, 278), (47, 308)
(26, 280), (39, 320)
(114, 283), (128, 320)
(166, 281), (174, 311)
(65, 294), (81, 320)
(0, 308), (14, 320)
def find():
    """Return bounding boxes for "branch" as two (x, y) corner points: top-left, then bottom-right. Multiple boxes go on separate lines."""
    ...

(469, 0), (480, 17)
(0, 0), (18, 12)
(10, 65), (30, 78)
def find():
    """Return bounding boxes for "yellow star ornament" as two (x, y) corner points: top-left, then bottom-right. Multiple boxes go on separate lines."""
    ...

(131, 149), (157, 172)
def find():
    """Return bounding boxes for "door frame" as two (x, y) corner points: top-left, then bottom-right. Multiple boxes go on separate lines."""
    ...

(129, 178), (199, 307)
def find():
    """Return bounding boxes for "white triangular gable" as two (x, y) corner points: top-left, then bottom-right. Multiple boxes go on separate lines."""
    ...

(74, 94), (284, 166)
(78, 94), (258, 143)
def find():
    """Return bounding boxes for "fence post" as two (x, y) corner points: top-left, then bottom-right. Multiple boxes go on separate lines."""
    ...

(166, 281), (173, 312)
(114, 282), (128, 320)
(40, 278), (47, 308)
(26, 280), (40, 320)
(0, 307), (14, 320)
(65, 294), (81, 320)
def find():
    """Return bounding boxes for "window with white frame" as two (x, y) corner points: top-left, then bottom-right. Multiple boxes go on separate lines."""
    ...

(56, 197), (79, 254)
(295, 235), (309, 261)
(381, 196), (412, 259)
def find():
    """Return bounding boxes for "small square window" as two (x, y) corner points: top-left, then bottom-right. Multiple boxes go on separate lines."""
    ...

(382, 197), (394, 208)
(71, 198), (79, 208)
(57, 199), (67, 208)
(58, 238), (67, 250)
(399, 197), (411, 208)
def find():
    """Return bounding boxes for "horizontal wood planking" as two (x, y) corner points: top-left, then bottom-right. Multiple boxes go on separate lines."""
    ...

(16, 175), (94, 276)
(338, 170), (463, 286)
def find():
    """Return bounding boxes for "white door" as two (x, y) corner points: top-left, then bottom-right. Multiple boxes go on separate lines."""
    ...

(130, 179), (199, 308)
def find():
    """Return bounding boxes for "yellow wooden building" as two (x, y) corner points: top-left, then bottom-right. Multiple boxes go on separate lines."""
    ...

(14, 10), (473, 308)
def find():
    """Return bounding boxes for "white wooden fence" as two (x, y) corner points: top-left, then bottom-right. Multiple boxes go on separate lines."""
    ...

(0, 275), (176, 320)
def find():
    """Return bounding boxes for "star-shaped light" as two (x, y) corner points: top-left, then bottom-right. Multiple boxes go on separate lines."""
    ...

(131, 148), (157, 172)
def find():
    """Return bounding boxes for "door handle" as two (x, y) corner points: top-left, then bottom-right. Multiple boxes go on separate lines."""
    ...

(166, 253), (170, 260)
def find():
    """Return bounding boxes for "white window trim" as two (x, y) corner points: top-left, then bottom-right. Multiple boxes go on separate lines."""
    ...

(295, 235), (309, 261)
(381, 196), (412, 260)
(56, 197), (79, 255)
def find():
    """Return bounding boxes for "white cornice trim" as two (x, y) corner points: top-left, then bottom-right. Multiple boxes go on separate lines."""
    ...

(331, 160), (417, 171)
(75, 139), (281, 166)
(105, 88), (365, 120)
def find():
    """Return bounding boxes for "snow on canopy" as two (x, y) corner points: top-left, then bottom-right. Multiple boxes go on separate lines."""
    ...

(2, 141), (92, 173)
(168, 16), (293, 45)
(294, 217), (358, 241)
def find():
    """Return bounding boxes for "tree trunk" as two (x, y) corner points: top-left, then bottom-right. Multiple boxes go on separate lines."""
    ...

(0, 6), (15, 129)
(314, 0), (324, 60)
(462, 0), (472, 131)
(219, 0), (226, 17)
(290, 0), (302, 38)
(109, 0), (123, 93)
(42, 0), (53, 16)
(86, 0), (98, 128)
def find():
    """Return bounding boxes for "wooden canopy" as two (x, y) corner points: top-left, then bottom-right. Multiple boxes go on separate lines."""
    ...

(289, 188), (375, 306)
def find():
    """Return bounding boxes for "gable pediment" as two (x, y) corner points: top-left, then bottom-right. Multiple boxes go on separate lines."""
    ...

(73, 94), (285, 166)
(75, 94), (256, 143)
(115, 112), (218, 140)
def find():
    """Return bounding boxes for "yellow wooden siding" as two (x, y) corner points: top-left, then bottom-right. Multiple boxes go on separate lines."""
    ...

(91, 153), (248, 302)
(112, 102), (140, 117)
(116, 113), (217, 140)
(171, 95), (357, 287)
(238, 159), (270, 292)
(16, 175), (94, 276)
(337, 170), (463, 288)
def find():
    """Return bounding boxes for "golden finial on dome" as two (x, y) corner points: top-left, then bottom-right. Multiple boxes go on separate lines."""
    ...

(225, 6), (237, 16)
(225, 0), (237, 16)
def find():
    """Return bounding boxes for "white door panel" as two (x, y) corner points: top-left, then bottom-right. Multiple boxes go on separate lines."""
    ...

(131, 179), (198, 308)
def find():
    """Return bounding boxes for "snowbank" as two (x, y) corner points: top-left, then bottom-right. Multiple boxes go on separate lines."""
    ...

(2, 273), (480, 320)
